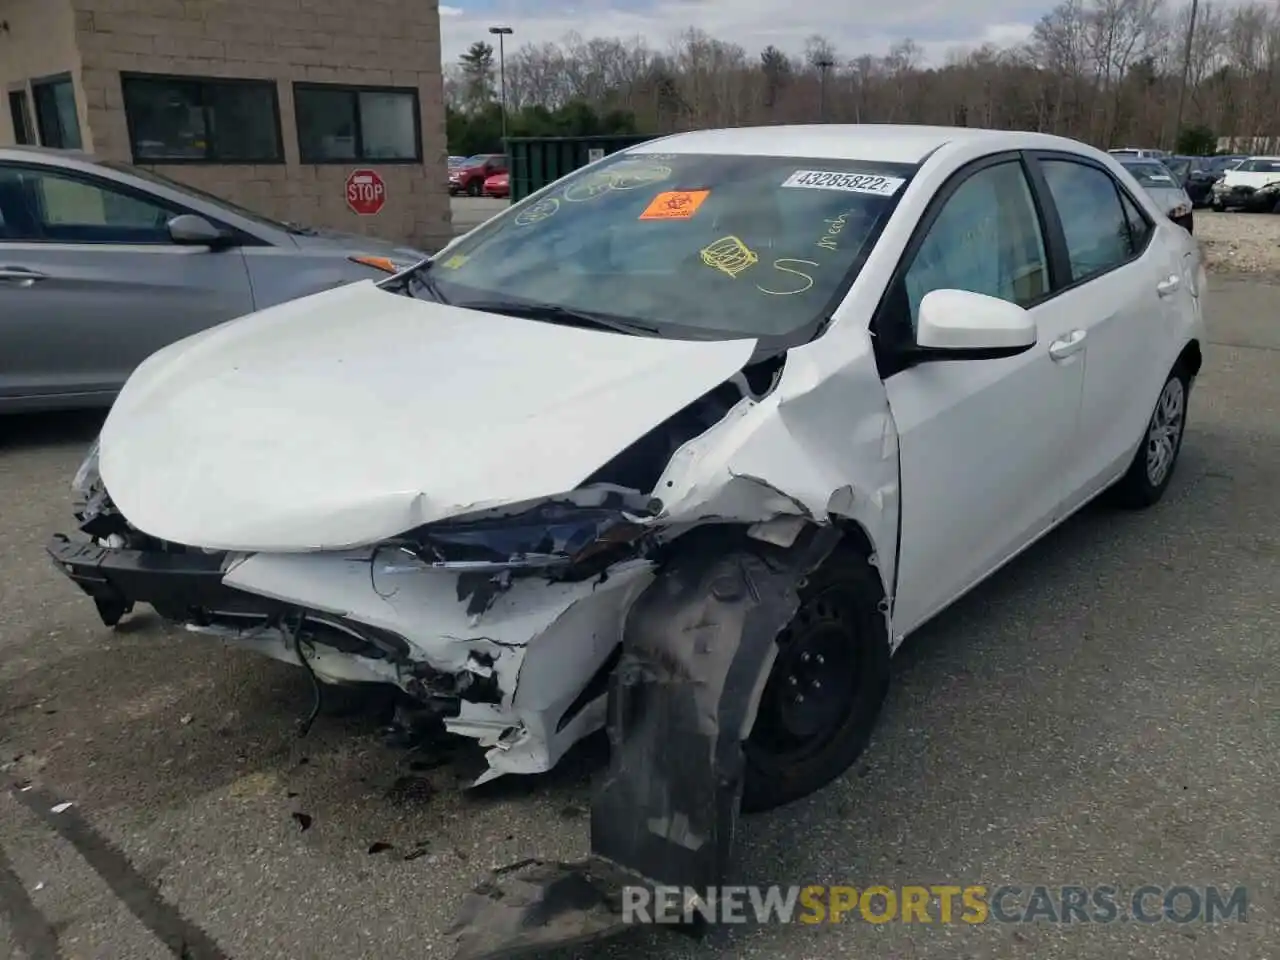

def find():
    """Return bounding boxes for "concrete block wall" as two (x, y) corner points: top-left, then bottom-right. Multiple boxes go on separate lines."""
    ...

(0, 0), (86, 145)
(0, 0), (453, 251)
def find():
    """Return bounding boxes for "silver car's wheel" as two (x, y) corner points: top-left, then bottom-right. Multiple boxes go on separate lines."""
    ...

(1145, 376), (1185, 487)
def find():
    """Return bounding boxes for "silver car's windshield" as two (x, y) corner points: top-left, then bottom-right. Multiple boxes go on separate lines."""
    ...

(424, 151), (915, 341)
(1121, 161), (1179, 187)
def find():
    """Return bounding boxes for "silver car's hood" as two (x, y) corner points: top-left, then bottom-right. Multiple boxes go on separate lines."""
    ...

(98, 281), (756, 552)
(289, 228), (428, 261)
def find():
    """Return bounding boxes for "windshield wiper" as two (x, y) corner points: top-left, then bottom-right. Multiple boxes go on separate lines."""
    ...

(397, 260), (450, 304)
(282, 221), (319, 236)
(460, 300), (658, 336)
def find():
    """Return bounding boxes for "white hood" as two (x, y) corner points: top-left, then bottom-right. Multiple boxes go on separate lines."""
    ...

(100, 281), (756, 552)
(1221, 169), (1280, 189)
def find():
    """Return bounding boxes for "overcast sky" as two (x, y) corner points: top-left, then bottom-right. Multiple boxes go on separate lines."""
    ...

(437, 0), (1058, 68)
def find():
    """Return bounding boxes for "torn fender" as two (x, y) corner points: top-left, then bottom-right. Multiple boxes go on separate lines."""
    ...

(448, 527), (840, 960)
(651, 332), (901, 609)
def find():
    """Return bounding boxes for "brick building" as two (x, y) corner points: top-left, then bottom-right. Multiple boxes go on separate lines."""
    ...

(0, 0), (452, 250)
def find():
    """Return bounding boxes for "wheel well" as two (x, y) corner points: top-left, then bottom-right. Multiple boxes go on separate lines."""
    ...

(1175, 340), (1202, 379)
(826, 516), (889, 604)
(827, 516), (875, 564)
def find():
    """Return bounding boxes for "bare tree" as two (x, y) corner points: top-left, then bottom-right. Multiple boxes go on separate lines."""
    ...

(471, 3), (1280, 151)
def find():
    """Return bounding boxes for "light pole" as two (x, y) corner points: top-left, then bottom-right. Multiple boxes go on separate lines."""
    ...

(815, 57), (834, 122)
(488, 25), (514, 143)
(1172, 0), (1199, 151)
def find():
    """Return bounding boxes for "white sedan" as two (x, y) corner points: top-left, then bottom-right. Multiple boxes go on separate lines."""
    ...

(49, 124), (1205, 951)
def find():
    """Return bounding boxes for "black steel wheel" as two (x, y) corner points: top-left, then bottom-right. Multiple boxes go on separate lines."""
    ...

(742, 546), (890, 812)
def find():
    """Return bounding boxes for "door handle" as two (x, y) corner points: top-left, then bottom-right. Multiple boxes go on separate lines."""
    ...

(0, 266), (48, 287)
(1049, 329), (1087, 361)
(1156, 274), (1181, 297)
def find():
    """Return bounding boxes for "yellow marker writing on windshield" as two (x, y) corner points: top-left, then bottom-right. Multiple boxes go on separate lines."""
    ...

(700, 236), (759, 278)
(757, 258), (818, 295)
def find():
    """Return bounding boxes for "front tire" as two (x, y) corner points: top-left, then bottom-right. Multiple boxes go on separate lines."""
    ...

(466, 179), (482, 197)
(1109, 367), (1190, 509)
(742, 546), (890, 812)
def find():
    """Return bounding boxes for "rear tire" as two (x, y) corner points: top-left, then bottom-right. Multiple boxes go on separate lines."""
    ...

(1108, 366), (1190, 509)
(742, 546), (890, 812)
(1211, 199), (1225, 212)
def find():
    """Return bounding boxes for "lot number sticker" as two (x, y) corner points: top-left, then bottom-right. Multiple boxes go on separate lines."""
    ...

(781, 170), (906, 196)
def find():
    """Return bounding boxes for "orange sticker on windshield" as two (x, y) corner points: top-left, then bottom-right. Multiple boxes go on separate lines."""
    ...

(639, 190), (710, 220)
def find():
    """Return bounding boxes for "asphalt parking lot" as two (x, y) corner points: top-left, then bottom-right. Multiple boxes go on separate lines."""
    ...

(2, 273), (1278, 959)
(451, 196), (508, 235)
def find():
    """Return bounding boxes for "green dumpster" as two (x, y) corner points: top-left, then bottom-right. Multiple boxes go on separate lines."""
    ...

(506, 135), (659, 203)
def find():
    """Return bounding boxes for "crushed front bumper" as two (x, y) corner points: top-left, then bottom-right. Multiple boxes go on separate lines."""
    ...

(47, 533), (250, 626)
(46, 530), (657, 783)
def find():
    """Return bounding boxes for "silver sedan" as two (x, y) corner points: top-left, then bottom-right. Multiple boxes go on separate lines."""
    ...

(0, 146), (428, 413)
(1119, 158), (1195, 234)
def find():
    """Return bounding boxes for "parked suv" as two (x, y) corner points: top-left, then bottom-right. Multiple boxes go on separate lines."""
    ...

(449, 154), (506, 196)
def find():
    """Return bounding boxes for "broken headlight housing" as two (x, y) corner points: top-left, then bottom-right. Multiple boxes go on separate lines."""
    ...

(385, 494), (655, 578)
(71, 438), (101, 498)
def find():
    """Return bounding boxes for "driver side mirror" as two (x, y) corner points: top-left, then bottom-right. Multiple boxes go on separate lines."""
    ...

(167, 214), (235, 250)
(912, 288), (1037, 361)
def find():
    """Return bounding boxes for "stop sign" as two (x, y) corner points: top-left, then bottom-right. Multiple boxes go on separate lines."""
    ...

(346, 168), (386, 216)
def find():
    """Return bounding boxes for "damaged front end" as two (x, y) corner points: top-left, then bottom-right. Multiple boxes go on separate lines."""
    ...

(49, 319), (902, 959)
(48, 474), (666, 780)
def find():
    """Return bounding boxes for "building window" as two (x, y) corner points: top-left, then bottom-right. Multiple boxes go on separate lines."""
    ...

(121, 74), (283, 163)
(294, 83), (421, 163)
(31, 74), (82, 149)
(8, 89), (35, 145)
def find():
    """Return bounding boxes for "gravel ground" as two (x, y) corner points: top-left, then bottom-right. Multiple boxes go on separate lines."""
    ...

(1196, 210), (1280, 275)
(1, 277), (1278, 959)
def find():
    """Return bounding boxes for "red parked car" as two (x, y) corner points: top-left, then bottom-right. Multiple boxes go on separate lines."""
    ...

(483, 171), (510, 198)
(449, 154), (506, 196)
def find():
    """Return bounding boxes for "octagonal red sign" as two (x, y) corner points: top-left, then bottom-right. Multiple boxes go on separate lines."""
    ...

(346, 169), (386, 216)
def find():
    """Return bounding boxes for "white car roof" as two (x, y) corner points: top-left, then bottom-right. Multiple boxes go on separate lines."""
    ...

(628, 124), (1097, 164)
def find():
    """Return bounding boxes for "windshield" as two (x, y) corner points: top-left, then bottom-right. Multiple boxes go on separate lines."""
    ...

(99, 160), (299, 233)
(425, 151), (914, 341)
(1167, 158), (1191, 176)
(462, 155), (493, 166)
(1121, 161), (1179, 187)
(1234, 158), (1280, 173)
